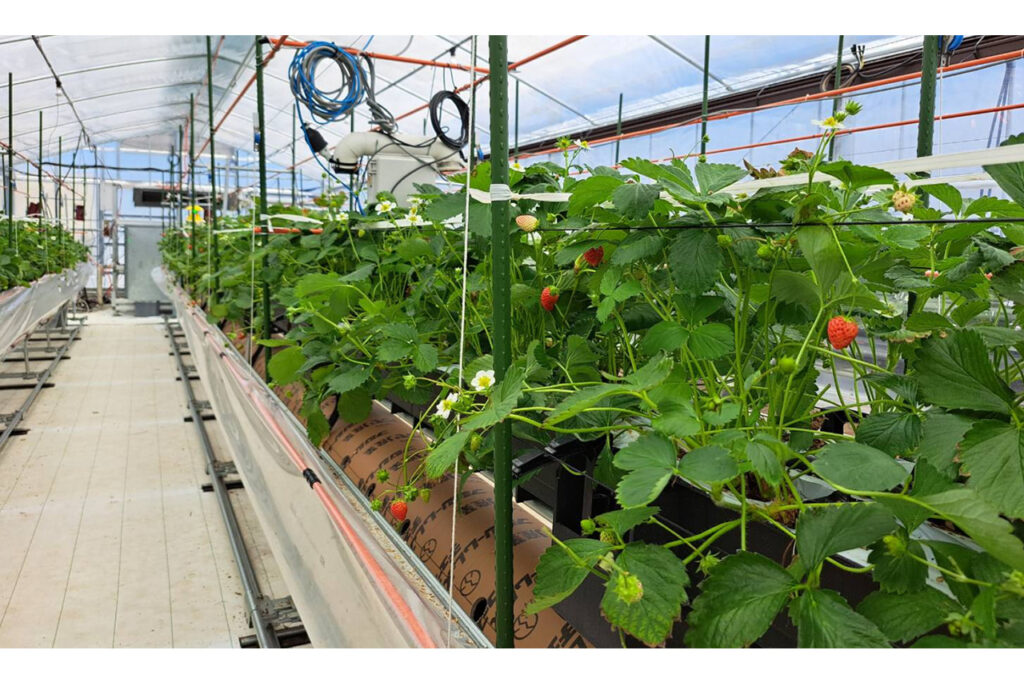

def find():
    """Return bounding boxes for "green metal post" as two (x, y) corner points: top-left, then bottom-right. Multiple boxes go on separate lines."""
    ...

(513, 78), (519, 158)
(917, 36), (940, 163)
(7, 73), (12, 246)
(70, 141), (75, 243)
(189, 95), (197, 287)
(206, 35), (220, 304)
(256, 37), (273, 381)
(57, 136), (62, 269)
(700, 35), (710, 159)
(488, 34), (514, 650)
(349, 112), (355, 215)
(828, 35), (845, 160)
(614, 92), (624, 164)
(291, 104), (297, 205)
(38, 111), (46, 268)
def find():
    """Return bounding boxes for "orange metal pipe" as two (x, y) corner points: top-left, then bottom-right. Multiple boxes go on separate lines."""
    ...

(273, 37), (488, 74)
(515, 46), (1024, 161)
(395, 35), (588, 122)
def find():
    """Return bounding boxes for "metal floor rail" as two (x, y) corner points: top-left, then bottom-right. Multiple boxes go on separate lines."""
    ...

(165, 316), (307, 649)
(0, 305), (80, 456)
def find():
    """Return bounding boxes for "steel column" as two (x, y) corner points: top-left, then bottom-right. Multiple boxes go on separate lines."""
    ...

(291, 104), (296, 205)
(700, 36), (710, 158)
(256, 37), (272, 383)
(38, 111), (46, 267)
(487, 34), (514, 649)
(828, 35), (845, 160)
(917, 36), (940, 161)
(615, 92), (624, 164)
(206, 36), (220, 303)
(189, 95), (197, 288)
(7, 73), (12, 245)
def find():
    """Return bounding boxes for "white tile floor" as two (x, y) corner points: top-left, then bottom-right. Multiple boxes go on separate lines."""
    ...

(0, 308), (275, 647)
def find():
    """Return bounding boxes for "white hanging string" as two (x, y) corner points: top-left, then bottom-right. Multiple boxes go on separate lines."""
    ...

(447, 33), (477, 649)
(246, 201), (258, 362)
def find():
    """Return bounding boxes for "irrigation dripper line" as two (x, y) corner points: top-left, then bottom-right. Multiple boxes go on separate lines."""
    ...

(533, 216), (1024, 232)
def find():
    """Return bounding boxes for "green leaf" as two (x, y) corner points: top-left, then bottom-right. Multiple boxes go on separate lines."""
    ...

(423, 430), (472, 479)
(669, 229), (723, 295)
(567, 175), (624, 216)
(268, 346), (305, 385)
(695, 162), (747, 195)
(819, 160), (896, 190)
(337, 386), (372, 424)
(327, 365), (372, 395)
(625, 354), (674, 391)
(612, 182), (660, 220)
(746, 439), (784, 487)
(544, 383), (629, 426)
(917, 412), (973, 479)
(652, 401), (700, 439)
(611, 234), (665, 268)
(868, 535), (928, 594)
(294, 272), (346, 298)
(795, 504), (897, 569)
(811, 442), (908, 491)
(982, 133), (1024, 206)
(918, 488), (1024, 571)
(959, 420), (1024, 519)
(972, 325), (1024, 349)
(395, 237), (434, 261)
(641, 321), (689, 355)
(685, 552), (798, 648)
(687, 323), (734, 360)
(408, 343), (437, 373)
(527, 538), (611, 613)
(796, 225), (845, 296)
(913, 330), (1014, 415)
(600, 543), (689, 646)
(594, 506), (660, 537)
(855, 412), (923, 456)
(906, 311), (953, 332)
(614, 433), (678, 507)
(676, 445), (738, 484)
(789, 589), (890, 648)
(920, 183), (964, 215)
(771, 270), (820, 312)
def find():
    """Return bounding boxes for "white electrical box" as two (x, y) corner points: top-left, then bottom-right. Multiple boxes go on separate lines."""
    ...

(365, 154), (440, 206)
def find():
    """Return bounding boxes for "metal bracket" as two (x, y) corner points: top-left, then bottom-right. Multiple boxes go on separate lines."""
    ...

(254, 596), (301, 629)
(212, 460), (237, 477)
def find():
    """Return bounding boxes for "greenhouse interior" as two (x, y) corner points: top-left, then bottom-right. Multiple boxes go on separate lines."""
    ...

(6, 17), (1024, 659)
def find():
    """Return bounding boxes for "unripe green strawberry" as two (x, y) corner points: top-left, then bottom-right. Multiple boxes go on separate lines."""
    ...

(778, 356), (796, 374)
(420, 488), (431, 504)
(892, 190), (916, 214)
(600, 529), (617, 545)
(882, 533), (906, 557)
(469, 433), (483, 452)
(580, 519), (596, 535)
(515, 214), (539, 232)
(376, 469), (390, 482)
(371, 498), (383, 512)
(403, 373), (417, 390)
(717, 234), (733, 248)
(612, 572), (644, 604)
(757, 244), (773, 260)
(357, 228), (366, 238)
(698, 553), (720, 576)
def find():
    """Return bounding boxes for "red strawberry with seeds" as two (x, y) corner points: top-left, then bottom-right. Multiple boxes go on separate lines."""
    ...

(827, 316), (858, 350)
(583, 246), (604, 267)
(540, 286), (560, 312)
(390, 499), (408, 521)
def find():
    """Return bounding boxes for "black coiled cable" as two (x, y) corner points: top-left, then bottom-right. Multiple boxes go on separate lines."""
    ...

(429, 90), (470, 150)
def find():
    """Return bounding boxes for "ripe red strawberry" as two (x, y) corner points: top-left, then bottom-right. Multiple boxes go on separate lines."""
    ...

(827, 316), (858, 350)
(390, 499), (408, 521)
(583, 246), (604, 267)
(540, 286), (560, 312)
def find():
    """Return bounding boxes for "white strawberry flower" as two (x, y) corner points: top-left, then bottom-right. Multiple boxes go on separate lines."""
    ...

(510, 161), (525, 172)
(409, 196), (425, 208)
(812, 116), (845, 130)
(375, 200), (395, 214)
(470, 369), (495, 392)
(407, 213), (425, 226)
(436, 392), (460, 419)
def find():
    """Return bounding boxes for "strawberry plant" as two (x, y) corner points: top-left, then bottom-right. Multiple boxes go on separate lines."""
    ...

(1, 219), (88, 291)
(163, 112), (1024, 647)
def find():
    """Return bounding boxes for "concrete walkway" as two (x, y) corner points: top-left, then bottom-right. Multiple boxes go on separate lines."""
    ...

(0, 308), (281, 647)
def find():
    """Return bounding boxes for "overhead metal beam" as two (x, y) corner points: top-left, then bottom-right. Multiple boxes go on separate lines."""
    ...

(0, 82), (205, 121)
(647, 35), (733, 91)
(30, 35), (94, 147)
(438, 35), (597, 125)
(0, 53), (209, 90)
